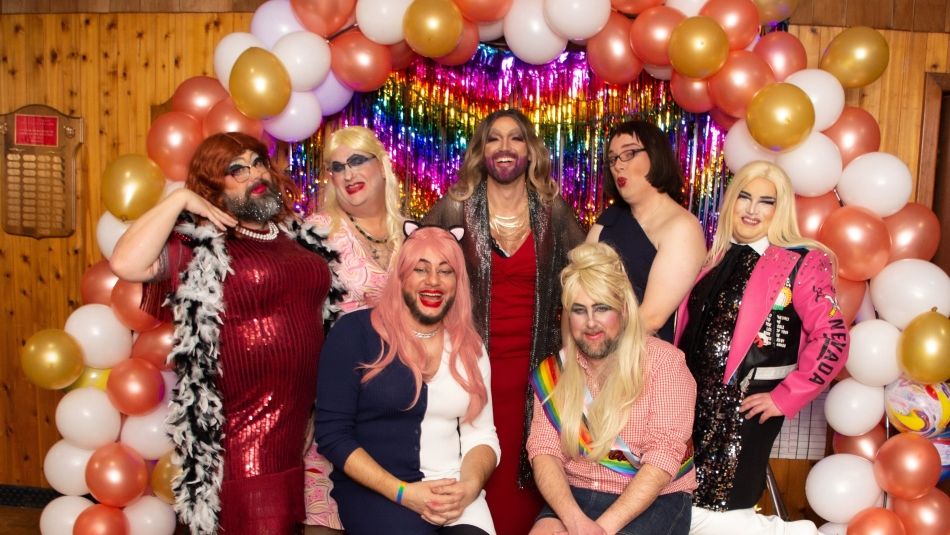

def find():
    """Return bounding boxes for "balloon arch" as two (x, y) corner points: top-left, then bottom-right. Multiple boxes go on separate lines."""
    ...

(22, 0), (950, 534)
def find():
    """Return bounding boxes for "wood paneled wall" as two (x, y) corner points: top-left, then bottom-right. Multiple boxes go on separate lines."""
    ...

(0, 13), (947, 519)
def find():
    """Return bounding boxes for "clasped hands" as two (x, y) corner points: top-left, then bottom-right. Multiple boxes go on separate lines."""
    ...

(401, 478), (479, 527)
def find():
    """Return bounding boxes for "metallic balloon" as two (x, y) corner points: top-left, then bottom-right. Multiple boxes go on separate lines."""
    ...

(21, 329), (84, 390)
(899, 309), (950, 384)
(229, 47), (292, 120)
(668, 16), (730, 79)
(745, 82), (815, 151)
(820, 26), (890, 89)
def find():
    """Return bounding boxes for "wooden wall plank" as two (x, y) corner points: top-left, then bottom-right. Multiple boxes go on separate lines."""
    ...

(894, 0), (916, 30)
(847, 0), (894, 29)
(812, 0), (848, 26)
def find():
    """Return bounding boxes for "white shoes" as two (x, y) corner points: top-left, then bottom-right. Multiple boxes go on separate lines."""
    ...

(689, 506), (819, 535)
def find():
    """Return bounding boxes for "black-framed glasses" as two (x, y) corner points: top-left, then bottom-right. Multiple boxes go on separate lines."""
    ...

(606, 147), (647, 168)
(327, 154), (376, 175)
(227, 156), (269, 183)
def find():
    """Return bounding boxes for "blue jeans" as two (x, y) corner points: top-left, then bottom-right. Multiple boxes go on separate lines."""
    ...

(536, 487), (691, 535)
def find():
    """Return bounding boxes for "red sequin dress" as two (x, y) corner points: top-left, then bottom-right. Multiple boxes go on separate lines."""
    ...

(162, 231), (330, 533)
(484, 237), (546, 535)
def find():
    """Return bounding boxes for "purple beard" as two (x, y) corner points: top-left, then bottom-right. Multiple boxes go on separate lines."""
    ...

(484, 151), (529, 184)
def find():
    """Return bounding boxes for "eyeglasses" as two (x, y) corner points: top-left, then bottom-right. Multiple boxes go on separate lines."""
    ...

(327, 154), (376, 176)
(227, 157), (269, 183)
(606, 147), (647, 168)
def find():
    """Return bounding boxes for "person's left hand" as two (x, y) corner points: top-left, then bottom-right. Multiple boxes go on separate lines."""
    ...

(740, 393), (784, 423)
(421, 478), (479, 526)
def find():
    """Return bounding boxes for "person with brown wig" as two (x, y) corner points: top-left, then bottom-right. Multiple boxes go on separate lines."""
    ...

(110, 132), (344, 534)
(587, 120), (705, 343)
(424, 108), (585, 535)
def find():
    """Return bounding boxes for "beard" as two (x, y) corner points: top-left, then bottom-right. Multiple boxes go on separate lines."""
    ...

(484, 151), (529, 185)
(402, 289), (455, 326)
(224, 180), (283, 224)
(574, 332), (620, 361)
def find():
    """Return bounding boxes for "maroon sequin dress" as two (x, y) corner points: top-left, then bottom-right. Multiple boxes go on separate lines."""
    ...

(159, 231), (330, 533)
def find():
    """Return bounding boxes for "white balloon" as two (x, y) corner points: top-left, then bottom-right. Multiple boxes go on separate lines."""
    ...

(263, 91), (323, 142)
(785, 69), (845, 131)
(478, 19), (505, 41)
(805, 454), (882, 524)
(845, 320), (901, 387)
(775, 132), (842, 196)
(213, 32), (265, 88)
(121, 402), (174, 460)
(313, 71), (354, 116)
(870, 259), (950, 329)
(644, 64), (673, 81)
(824, 379), (885, 436)
(64, 304), (132, 368)
(43, 439), (94, 496)
(250, 0), (307, 49)
(356, 0), (413, 45)
(40, 495), (93, 535)
(543, 0), (610, 40)
(504, 0), (567, 65)
(723, 120), (777, 172)
(55, 388), (122, 450)
(272, 32), (331, 91)
(124, 496), (178, 535)
(161, 369), (179, 396)
(817, 522), (847, 535)
(837, 152), (913, 217)
(854, 286), (877, 324)
(665, 0), (707, 16)
(162, 179), (185, 199)
(96, 211), (130, 260)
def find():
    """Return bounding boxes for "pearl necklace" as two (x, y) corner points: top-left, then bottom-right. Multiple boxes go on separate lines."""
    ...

(411, 327), (442, 339)
(235, 221), (279, 241)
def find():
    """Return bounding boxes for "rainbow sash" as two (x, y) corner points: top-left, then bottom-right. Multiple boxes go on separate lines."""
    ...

(530, 353), (694, 480)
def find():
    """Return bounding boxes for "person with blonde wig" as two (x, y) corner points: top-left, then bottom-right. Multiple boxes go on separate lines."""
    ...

(674, 161), (848, 534)
(527, 243), (697, 535)
(316, 224), (500, 535)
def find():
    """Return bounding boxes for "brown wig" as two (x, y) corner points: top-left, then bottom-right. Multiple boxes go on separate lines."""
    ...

(603, 120), (685, 207)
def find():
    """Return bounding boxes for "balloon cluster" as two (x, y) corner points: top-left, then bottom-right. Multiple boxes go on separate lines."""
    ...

(25, 261), (179, 534)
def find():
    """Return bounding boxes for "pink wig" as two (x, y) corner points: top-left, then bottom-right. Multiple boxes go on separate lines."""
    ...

(366, 226), (487, 422)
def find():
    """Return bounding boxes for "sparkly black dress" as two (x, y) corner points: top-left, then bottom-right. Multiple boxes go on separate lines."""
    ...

(680, 244), (802, 511)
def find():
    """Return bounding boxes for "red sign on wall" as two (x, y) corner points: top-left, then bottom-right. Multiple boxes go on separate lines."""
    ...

(14, 114), (59, 147)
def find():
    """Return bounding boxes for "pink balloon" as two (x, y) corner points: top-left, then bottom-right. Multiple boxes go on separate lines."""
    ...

(752, 30), (807, 81)
(171, 76), (229, 122)
(708, 50), (776, 118)
(106, 358), (165, 416)
(884, 202), (941, 262)
(146, 112), (203, 181)
(670, 72), (714, 113)
(587, 12), (643, 85)
(629, 6), (685, 66)
(822, 106), (881, 166)
(612, 0), (664, 14)
(203, 97), (264, 140)
(832, 424), (886, 460)
(818, 205), (891, 281)
(873, 433), (942, 500)
(80, 260), (119, 306)
(74, 504), (128, 535)
(85, 443), (148, 507)
(330, 28), (393, 93)
(699, 0), (760, 50)
(892, 487), (950, 535)
(795, 191), (840, 240)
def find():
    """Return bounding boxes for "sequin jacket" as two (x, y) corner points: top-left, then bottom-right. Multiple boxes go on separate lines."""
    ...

(674, 246), (849, 419)
(424, 180), (585, 484)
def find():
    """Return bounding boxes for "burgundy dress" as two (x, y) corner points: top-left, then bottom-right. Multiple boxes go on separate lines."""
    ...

(160, 231), (330, 533)
(484, 237), (546, 535)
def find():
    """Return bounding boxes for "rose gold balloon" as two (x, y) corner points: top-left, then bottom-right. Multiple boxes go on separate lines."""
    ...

(290, 0), (356, 37)
(81, 260), (120, 306)
(106, 358), (165, 416)
(390, 40), (419, 71)
(132, 322), (175, 371)
(892, 487), (950, 535)
(330, 29), (393, 92)
(171, 76), (229, 122)
(110, 280), (161, 333)
(709, 107), (739, 131)
(587, 13), (643, 85)
(85, 443), (149, 507)
(822, 106), (881, 166)
(846, 507), (906, 535)
(884, 202), (941, 262)
(73, 504), (129, 535)
(612, 0), (664, 15)
(708, 50), (776, 118)
(146, 111), (203, 181)
(203, 97), (264, 140)
(700, 0), (761, 50)
(832, 424), (886, 460)
(151, 451), (181, 504)
(817, 205), (890, 281)
(436, 18), (480, 66)
(670, 72), (714, 113)
(835, 276), (866, 326)
(629, 6), (685, 66)
(455, 0), (513, 22)
(795, 191), (840, 239)
(752, 31), (807, 81)
(874, 433), (942, 500)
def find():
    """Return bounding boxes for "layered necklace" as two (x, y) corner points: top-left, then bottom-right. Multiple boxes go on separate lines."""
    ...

(347, 213), (393, 266)
(234, 221), (279, 241)
(489, 207), (530, 256)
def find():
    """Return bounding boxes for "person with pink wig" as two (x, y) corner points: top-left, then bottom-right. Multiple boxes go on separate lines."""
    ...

(315, 224), (500, 535)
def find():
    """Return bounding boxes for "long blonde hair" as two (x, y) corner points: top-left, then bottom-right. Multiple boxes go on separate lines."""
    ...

(554, 243), (648, 460)
(319, 126), (404, 249)
(707, 161), (836, 271)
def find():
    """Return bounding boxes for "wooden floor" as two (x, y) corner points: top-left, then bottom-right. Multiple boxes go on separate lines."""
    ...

(0, 506), (41, 535)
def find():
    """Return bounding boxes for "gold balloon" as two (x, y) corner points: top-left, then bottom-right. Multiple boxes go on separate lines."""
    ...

(21, 329), (84, 390)
(820, 26), (889, 89)
(404, 0), (464, 58)
(151, 451), (181, 504)
(668, 16), (730, 79)
(67, 366), (112, 391)
(899, 309), (950, 384)
(745, 82), (815, 151)
(753, 0), (799, 24)
(228, 47), (292, 120)
(101, 154), (165, 221)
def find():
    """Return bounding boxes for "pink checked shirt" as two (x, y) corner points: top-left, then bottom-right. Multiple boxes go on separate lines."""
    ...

(526, 337), (697, 496)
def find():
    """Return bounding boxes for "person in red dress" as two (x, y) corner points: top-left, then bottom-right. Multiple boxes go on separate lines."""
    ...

(425, 109), (585, 535)
(110, 132), (344, 535)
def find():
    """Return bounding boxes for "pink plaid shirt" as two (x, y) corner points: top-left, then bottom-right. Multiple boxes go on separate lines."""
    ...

(526, 337), (697, 496)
